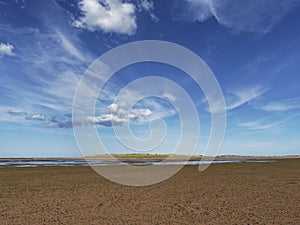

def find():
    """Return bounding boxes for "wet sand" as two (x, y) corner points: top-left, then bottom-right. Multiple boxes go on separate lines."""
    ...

(0, 159), (299, 224)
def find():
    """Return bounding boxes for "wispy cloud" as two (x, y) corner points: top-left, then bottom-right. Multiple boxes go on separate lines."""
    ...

(237, 118), (283, 131)
(136, 0), (159, 22)
(1, 24), (177, 130)
(174, 0), (300, 34)
(0, 19), (92, 116)
(0, 42), (15, 57)
(57, 31), (86, 62)
(226, 85), (268, 110)
(206, 85), (268, 113)
(262, 97), (300, 112)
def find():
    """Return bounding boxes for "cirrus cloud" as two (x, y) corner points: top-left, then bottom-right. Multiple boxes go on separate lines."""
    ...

(262, 97), (300, 112)
(173, 0), (300, 34)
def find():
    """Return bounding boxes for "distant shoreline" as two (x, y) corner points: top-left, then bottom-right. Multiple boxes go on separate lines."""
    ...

(0, 154), (299, 162)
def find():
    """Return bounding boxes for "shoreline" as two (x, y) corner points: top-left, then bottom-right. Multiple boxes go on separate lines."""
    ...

(0, 154), (299, 162)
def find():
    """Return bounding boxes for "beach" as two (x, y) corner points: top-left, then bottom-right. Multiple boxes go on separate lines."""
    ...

(1, 159), (299, 224)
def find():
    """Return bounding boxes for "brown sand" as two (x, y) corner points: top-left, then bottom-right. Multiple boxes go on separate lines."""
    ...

(0, 159), (299, 224)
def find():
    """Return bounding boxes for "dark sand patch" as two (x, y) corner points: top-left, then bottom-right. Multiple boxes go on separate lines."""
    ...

(0, 159), (299, 224)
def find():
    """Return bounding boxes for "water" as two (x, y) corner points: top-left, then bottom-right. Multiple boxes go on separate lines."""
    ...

(0, 158), (275, 167)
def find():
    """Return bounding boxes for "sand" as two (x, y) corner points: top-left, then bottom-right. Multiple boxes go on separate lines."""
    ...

(0, 159), (299, 224)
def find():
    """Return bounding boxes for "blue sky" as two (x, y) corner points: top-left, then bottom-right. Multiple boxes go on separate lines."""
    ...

(0, 0), (300, 157)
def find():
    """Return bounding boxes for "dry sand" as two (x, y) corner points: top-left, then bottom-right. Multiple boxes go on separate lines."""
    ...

(0, 159), (299, 224)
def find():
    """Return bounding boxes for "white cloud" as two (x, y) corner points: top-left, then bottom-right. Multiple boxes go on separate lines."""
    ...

(177, 0), (300, 34)
(74, 0), (137, 35)
(87, 103), (153, 126)
(47, 102), (155, 128)
(130, 108), (152, 118)
(262, 97), (300, 112)
(0, 42), (15, 57)
(107, 103), (118, 112)
(27, 114), (46, 121)
(87, 113), (127, 126)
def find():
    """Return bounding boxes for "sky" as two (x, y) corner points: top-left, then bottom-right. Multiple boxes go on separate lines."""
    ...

(0, 0), (300, 157)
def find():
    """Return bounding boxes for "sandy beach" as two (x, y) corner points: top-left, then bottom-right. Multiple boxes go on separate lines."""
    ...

(0, 159), (299, 224)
